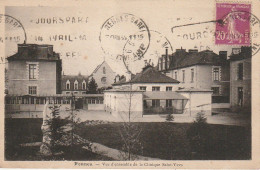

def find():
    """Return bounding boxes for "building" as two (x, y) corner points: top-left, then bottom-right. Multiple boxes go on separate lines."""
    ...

(158, 48), (230, 106)
(7, 44), (62, 96)
(104, 65), (212, 119)
(229, 47), (251, 112)
(61, 73), (89, 95)
(89, 61), (116, 89)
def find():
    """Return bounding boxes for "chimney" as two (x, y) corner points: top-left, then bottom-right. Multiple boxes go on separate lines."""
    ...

(219, 51), (227, 60)
(125, 71), (132, 82)
(165, 47), (168, 69)
(115, 75), (120, 82)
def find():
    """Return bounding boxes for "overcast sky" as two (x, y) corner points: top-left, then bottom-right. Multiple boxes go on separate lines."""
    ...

(5, 1), (235, 75)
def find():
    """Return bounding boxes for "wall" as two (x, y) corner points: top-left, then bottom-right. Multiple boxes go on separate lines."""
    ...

(116, 83), (180, 92)
(92, 62), (116, 88)
(177, 91), (212, 116)
(230, 58), (251, 109)
(166, 65), (230, 99)
(104, 91), (143, 120)
(8, 60), (57, 95)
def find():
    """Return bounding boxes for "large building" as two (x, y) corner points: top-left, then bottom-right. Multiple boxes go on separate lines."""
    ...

(7, 44), (62, 96)
(158, 48), (230, 104)
(89, 61), (116, 89)
(104, 65), (212, 119)
(229, 47), (251, 112)
(61, 73), (88, 95)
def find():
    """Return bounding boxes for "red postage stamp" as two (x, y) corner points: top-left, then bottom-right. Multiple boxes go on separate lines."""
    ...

(215, 3), (251, 46)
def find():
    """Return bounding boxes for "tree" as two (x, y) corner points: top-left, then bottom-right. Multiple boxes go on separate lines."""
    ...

(165, 113), (174, 122)
(118, 84), (143, 160)
(87, 77), (98, 94)
(186, 111), (211, 158)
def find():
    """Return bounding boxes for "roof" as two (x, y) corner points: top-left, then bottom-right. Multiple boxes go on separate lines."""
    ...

(7, 44), (61, 61)
(176, 88), (213, 92)
(90, 60), (109, 76)
(104, 86), (143, 92)
(113, 65), (180, 86)
(229, 47), (252, 61)
(143, 91), (188, 100)
(160, 49), (229, 70)
(62, 74), (89, 83)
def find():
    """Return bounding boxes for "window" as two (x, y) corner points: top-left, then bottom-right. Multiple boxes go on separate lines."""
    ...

(66, 92), (70, 94)
(191, 68), (194, 82)
(213, 68), (220, 81)
(92, 99), (95, 104)
(152, 86), (160, 91)
(103, 67), (106, 74)
(29, 64), (37, 80)
(74, 92), (78, 94)
(238, 63), (243, 80)
(175, 72), (177, 80)
(162, 57), (165, 70)
(82, 81), (86, 90)
(82, 92), (86, 94)
(152, 100), (160, 107)
(158, 59), (161, 70)
(139, 86), (146, 91)
(101, 77), (107, 84)
(166, 87), (172, 91)
(74, 80), (78, 90)
(28, 86), (37, 95)
(66, 80), (70, 90)
(211, 87), (220, 95)
(166, 100), (172, 107)
(182, 70), (185, 82)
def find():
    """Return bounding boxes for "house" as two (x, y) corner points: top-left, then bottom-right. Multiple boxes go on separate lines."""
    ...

(104, 65), (212, 119)
(7, 43), (62, 96)
(229, 47), (251, 112)
(158, 48), (230, 107)
(89, 61), (116, 89)
(61, 73), (88, 95)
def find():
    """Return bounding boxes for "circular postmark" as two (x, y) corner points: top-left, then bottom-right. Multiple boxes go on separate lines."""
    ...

(0, 14), (27, 63)
(122, 30), (173, 73)
(99, 13), (151, 68)
(217, 10), (260, 56)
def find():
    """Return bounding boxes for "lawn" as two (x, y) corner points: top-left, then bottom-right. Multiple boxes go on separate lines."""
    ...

(5, 118), (251, 160)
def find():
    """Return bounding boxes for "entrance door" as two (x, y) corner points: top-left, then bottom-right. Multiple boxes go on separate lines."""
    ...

(238, 87), (243, 107)
(75, 98), (83, 109)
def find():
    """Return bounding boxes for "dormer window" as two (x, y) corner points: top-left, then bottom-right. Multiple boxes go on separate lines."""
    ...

(82, 80), (86, 90)
(66, 80), (70, 90)
(74, 80), (78, 90)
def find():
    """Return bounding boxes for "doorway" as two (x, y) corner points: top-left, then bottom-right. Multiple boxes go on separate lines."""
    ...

(238, 87), (243, 107)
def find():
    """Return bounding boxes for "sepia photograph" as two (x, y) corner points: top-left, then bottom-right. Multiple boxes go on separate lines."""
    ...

(0, 0), (259, 168)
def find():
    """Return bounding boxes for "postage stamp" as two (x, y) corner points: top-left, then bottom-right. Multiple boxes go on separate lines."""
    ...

(215, 3), (251, 45)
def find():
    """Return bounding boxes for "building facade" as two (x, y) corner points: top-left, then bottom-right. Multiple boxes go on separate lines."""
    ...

(7, 44), (62, 96)
(61, 73), (89, 95)
(89, 61), (116, 89)
(105, 65), (212, 119)
(158, 48), (230, 104)
(229, 47), (251, 112)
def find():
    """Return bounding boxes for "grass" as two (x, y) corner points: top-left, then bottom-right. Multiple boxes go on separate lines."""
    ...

(5, 118), (251, 160)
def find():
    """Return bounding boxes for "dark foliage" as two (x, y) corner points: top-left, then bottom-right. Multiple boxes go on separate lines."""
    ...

(87, 77), (98, 94)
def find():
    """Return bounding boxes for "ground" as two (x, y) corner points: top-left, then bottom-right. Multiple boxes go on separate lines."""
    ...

(5, 112), (251, 160)
(61, 110), (251, 127)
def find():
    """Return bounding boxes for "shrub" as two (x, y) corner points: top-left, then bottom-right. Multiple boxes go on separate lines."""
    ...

(166, 113), (174, 122)
(186, 111), (211, 158)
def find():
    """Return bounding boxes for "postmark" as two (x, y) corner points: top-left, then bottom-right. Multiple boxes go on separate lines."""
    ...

(170, 6), (260, 56)
(99, 13), (151, 67)
(0, 14), (27, 63)
(122, 30), (173, 73)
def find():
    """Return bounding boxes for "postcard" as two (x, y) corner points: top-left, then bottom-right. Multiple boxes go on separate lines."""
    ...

(0, 0), (259, 169)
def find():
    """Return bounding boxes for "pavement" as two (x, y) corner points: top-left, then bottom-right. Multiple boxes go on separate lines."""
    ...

(62, 110), (251, 127)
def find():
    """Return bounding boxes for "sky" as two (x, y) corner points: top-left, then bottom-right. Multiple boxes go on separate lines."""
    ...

(4, 1), (235, 75)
